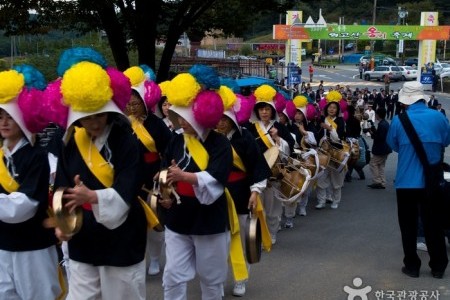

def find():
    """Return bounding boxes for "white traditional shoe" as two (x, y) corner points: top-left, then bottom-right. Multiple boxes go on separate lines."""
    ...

(330, 203), (339, 209)
(233, 281), (246, 297)
(148, 258), (160, 276)
(416, 242), (428, 252)
(271, 233), (277, 245)
(298, 207), (307, 216)
(284, 217), (294, 229)
(315, 203), (326, 209)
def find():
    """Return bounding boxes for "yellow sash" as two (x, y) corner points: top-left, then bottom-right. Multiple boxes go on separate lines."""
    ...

(0, 149), (19, 193)
(255, 195), (272, 252)
(231, 146), (246, 172)
(183, 134), (208, 170)
(184, 134), (248, 281)
(73, 127), (160, 229)
(326, 116), (338, 130)
(231, 146), (271, 252)
(130, 116), (157, 153)
(255, 122), (273, 149)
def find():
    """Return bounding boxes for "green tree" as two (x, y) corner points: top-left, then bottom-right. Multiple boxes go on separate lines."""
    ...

(0, 0), (297, 81)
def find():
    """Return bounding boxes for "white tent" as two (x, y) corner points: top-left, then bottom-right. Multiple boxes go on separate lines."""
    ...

(441, 71), (450, 93)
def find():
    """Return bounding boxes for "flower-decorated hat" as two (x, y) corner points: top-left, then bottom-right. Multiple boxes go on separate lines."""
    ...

(0, 64), (48, 145)
(44, 47), (132, 133)
(166, 71), (224, 141)
(123, 65), (161, 114)
(251, 84), (278, 121)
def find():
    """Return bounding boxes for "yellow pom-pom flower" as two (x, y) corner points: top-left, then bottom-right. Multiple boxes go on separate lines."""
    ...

(218, 86), (236, 110)
(123, 66), (146, 87)
(326, 90), (342, 103)
(166, 73), (201, 107)
(159, 81), (171, 97)
(0, 70), (25, 104)
(293, 95), (308, 108)
(61, 61), (113, 112)
(254, 84), (276, 103)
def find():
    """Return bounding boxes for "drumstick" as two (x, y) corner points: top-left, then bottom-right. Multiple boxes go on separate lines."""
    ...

(255, 132), (270, 140)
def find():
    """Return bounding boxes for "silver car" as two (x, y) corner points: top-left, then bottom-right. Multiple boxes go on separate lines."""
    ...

(398, 66), (418, 81)
(363, 66), (402, 81)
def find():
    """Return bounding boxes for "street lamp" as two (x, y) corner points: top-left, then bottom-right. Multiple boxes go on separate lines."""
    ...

(287, 18), (302, 96)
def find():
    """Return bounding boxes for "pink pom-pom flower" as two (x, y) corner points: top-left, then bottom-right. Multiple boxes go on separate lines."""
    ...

(42, 79), (68, 128)
(285, 101), (297, 121)
(318, 98), (328, 111)
(235, 94), (254, 125)
(339, 99), (348, 113)
(143, 81), (162, 112)
(17, 89), (48, 133)
(192, 90), (224, 128)
(306, 103), (319, 121)
(342, 110), (349, 122)
(107, 67), (131, 112)
(274, 92), (286, 113)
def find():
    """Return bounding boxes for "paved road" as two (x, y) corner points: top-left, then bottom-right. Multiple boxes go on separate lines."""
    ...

(146, 140), (450, 299)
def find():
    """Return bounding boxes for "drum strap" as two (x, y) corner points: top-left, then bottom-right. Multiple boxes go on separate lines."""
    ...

(0, 149), (19, 193)
(185, 135), (248, 281)
(74, 127), (160, 229)
(130, 116), (157, 153)
(255, 122), (273, 149)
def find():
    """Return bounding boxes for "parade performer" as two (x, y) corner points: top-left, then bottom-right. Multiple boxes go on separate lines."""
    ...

(123, 65), (172, 276)
(49, 48), (147, 300)
(0, 65), (61, 299)
(246, 84), (295, 244)
(160, 70), (233, 300)
(315, 91), (347, 210)
(216, 90), (272, 296)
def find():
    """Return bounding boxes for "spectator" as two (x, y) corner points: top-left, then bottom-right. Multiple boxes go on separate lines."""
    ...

(436, 103), (446, 116)
(428, 95), (438, 108)
(387, 81), (450, 279)
(386, 90), (395, 120)
(359, 63), (364, 79)
(367, 108), (392, 189)
(309, 65), (314, 83)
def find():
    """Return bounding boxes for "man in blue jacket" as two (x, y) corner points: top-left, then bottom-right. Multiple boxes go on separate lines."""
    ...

(387, 81), (450, 279)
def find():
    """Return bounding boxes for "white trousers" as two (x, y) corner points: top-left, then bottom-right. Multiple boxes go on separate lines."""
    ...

(316, 168), (345, 205)
(0, 246), (60, 300)
(163, 228), (230, 300)
(284, 189), (310, 218)
(66, 259), (146, 300)
(147, 229), (164, 261)
(261, 185), (282, 235)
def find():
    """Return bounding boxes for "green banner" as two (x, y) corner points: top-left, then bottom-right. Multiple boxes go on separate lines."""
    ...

(273, 24), (450, 40)
(305, 25), (448, 40)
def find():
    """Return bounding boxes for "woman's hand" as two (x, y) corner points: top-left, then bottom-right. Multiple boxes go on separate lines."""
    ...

(321, 123), (333, 131)
(167, 159), (185, 185)
(248, 191), (258, 211)
(63, 175), (98, 214)
(158, 197), (174, 209)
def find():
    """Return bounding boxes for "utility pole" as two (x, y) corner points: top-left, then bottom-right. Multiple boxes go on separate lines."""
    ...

(370, 0), (377, 55)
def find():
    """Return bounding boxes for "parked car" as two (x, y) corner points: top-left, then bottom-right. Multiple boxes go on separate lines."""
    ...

(363, 66), (403, 81)
(344, 43), (355, 51)
(404, 58), (418, 67)
(398, 66), (418, 81)
(433, 62), (450, 76)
